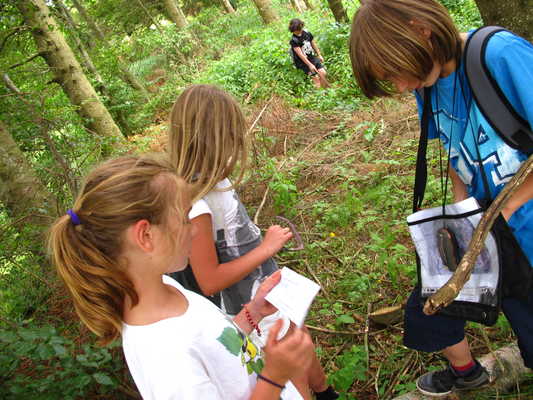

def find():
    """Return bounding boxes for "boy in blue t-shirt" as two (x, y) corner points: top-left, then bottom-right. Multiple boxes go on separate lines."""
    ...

(350, 0), (532, 397)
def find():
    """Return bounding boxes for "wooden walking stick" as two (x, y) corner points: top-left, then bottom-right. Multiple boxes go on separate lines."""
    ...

(423, 154), (533, 315)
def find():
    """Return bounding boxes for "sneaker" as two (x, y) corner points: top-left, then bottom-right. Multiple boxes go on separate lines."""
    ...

(315, 385), (340, 400)
(416, 362), (489, 397)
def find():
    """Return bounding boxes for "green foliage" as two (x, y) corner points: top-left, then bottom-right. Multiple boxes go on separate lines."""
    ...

(329, 345), (367, 396)
(438, 0), (483, 30)
(195, 5), (363, 111)
(0, 324), (128, 400)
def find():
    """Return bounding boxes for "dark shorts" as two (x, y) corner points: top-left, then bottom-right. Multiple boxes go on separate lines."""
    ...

(296, 56), (324, 76)
(403, 287), (533, 368)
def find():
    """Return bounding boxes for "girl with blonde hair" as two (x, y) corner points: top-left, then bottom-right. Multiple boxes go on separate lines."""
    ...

(350, 0), (533, 397)
(49, 155), (317, 399)
(168, 84), (339, 400)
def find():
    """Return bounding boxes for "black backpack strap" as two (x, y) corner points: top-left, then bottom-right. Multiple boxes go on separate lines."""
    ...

(464, 26), (533, 154)
(413, 87), (432, 212)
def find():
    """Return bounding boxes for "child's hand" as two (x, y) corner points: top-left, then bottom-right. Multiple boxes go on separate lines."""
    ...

(261, 320), (314, 386)
(248, 270), (281, 319)
(262, 225), (293, 256)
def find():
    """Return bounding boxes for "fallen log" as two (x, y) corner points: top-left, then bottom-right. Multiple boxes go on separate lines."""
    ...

(392, 344), (531, 399)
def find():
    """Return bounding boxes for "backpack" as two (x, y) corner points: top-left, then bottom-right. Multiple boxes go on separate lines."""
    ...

(464, 26), (533, 155)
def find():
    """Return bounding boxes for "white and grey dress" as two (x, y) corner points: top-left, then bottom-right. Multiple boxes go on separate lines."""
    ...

(188, 178), (278, 315)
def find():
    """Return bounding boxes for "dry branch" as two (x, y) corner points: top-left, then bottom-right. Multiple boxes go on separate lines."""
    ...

(423, 154), (533, 315)
(392, 344), (531, 399)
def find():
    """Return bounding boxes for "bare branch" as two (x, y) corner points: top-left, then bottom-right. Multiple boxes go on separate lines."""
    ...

(0, 26), (26, 54)
(2, 73), (21, 94)
(8, 52), (45, 70)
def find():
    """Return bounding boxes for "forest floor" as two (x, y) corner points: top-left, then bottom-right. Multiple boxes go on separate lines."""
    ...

(129, 94), (532, 400)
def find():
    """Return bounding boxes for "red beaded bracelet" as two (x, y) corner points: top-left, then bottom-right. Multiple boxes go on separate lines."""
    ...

(243, 305), (261, 337)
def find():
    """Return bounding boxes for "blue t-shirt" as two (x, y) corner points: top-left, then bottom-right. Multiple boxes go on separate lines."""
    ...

(414, 30), (533, 265)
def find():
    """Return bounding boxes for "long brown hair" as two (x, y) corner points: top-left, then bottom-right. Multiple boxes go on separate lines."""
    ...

(349, 0), (462, 98)
(48, 155), (187, 345)
(168, 84), (247, 202)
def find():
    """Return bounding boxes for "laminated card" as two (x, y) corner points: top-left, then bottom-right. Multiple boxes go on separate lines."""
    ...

(265, 267), (321, 327)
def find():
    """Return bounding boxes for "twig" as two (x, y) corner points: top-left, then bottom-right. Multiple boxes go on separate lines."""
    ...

(2, 73), (21, 94)
(305, 324), (362, 335)
(325, 341), (349, 370)
(374, 363), (381, 398)
(383, 352), (415, 399)
(246, 97), (273, 137)
(304, 260), (330, 300)
(364, 303), (371, 370)
(9, 52), (44, 70)
(0, 26), (25, 54)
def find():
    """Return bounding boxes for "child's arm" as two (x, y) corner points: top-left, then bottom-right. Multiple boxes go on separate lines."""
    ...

(311, 40), (324, 63)
(189, 213), (292, 296)
(449, 166), (468, 202)
(234, 272), (314, 400)
(293, 46), (318, 74)
(502, 172), (533, 221)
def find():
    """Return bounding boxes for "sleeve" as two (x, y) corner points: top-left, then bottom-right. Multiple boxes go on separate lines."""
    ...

(484, 31), (533, 128)
(414, 89), (439, 140)
(189, 198), (212, 220)
(290, 37), (299, 49)
(308, 31), (314, 41)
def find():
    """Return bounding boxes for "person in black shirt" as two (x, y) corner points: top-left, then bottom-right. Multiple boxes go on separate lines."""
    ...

(289, 19), (330, 88)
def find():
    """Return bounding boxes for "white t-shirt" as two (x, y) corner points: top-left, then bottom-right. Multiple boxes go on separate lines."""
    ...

(190, 179), (277, 315)
(122, 276), (301, 400)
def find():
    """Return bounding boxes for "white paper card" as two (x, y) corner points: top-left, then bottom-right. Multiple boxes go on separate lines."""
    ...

(265, 267), (320, 327)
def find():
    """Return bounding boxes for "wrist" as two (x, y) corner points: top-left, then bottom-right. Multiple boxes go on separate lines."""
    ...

(245, 301), (264, 322)
(243, 303), (263, 336)
(257, 241), (275, 259)
(260, 366), (288, 388)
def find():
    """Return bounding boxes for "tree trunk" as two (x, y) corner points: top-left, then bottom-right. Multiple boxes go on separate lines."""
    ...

(291, 0), (307, 13)
(251, 0), (279, 24)
(70, 0), (105, 40)
(473, 0), (533, 42)
(327, 0), (348, 23)
(220, 0), (235, 13)
(162, 0), (188, 29)
(54, 0), (132, 134)
(54, 0), (105, 87)
(0, 122), (57, 225)
(3, 72), (78, 196)
(302, 0), (314, 9)
(17, 0), (123, 139)
(71, 0), (150, 98)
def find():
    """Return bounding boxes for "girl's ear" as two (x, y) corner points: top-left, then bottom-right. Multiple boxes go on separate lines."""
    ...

(130, 220), (155, 253)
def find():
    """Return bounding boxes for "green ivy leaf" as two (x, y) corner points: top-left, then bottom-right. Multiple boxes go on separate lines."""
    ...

(336, 314), (355, 324)
(92, 372), (113, 386)
(53, 344), (68, 358)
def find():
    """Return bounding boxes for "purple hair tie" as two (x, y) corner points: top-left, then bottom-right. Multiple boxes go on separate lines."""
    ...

(67, 209), (81, 226)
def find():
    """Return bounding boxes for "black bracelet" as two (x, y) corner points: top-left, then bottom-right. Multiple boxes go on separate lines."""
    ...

(257, 373), (285, 390)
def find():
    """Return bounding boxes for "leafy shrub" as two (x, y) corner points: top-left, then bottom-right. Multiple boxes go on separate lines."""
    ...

(0, 324), (131, 400)
(329, 345), (367, 397)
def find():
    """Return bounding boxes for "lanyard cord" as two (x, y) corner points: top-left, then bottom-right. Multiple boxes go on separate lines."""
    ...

(434, 69), (459, 215)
